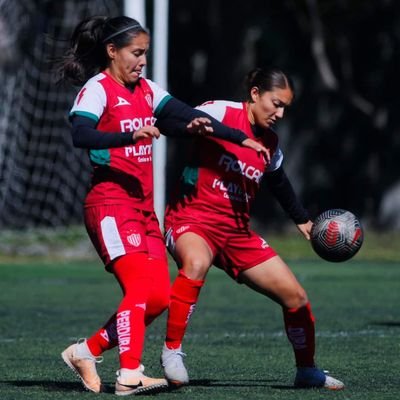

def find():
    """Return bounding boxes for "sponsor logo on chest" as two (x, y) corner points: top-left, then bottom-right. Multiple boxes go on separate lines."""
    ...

(114, 96), (131, 107)
(124, 144), (152, 163)
(218, 154), (264, 183)
(212, 178), (251, 203)
(120, 117), (156, 132)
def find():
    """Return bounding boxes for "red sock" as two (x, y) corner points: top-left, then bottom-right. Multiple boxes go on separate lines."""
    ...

(86, 313), (118, 356)
(165, 270), (204, 349)
(145, 257), (170, 326)
(283, 302), (316, 367)
(113, 253), (152, 370)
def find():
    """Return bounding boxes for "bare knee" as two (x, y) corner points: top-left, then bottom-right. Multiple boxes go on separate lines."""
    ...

(175, 233), (213, 281)
(181, 256), (210, 280)
(284, 287), (309, 309)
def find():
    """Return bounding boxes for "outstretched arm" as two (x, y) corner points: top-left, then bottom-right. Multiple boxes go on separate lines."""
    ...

(70, 115), (160, 149)
(155, 97), (248, 143)
(156, 97), (270, 158)
(264, 166), (312, 240)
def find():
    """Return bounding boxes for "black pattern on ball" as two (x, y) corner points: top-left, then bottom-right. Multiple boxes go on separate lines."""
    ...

(310, 209), (364, 262)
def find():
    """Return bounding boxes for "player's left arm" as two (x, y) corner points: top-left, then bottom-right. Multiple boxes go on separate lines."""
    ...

(155, 98), (269, 157)
(264, 165), (312, 240)
(71, 115), (136, 148)
(155, 97), (248, 144)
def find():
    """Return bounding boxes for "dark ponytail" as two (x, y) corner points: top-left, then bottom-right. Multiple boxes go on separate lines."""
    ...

(245, 67), (294, 102)
(57, 15), (147, 86)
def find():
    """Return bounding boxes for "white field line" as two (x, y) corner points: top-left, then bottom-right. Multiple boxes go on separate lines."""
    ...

(0, 329), (398, 343)
(154, 329), (399, 340)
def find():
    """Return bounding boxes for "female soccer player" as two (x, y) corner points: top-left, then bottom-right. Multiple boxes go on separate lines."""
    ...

(158, 67), (345, 390)
(58, 16), (267, 395)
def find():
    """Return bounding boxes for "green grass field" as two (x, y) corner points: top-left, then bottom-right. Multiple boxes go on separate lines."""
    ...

(0, 230), (399, 399)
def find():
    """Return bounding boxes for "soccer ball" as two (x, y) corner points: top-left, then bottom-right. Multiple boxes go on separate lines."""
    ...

(310, 209), (364, 262)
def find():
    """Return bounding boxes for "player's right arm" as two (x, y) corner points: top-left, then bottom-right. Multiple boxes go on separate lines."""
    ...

(70, 115), (159, 149)
(69, 77), (159, 149)
(264, 165), (311, 239)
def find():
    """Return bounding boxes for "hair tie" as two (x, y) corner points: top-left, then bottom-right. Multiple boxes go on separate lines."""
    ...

(103, 23), (142, 42)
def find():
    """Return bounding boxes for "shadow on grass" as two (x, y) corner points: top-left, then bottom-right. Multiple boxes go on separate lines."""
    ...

(2, 378), (296, 393)
(188, 379), (274, 387)
(185, 379), (295, 389)
(189, 380), (324, 391)
(370, 321), (400, 327)
(0, 380), (87, 392)
(1, 380), (118, 394)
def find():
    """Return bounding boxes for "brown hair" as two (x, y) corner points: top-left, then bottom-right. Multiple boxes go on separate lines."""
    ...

(245, 67), (294, 102)
(57, 16), (148, 86)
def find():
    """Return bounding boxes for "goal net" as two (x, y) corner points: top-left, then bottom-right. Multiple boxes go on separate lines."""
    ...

(0, 0), (122, 228)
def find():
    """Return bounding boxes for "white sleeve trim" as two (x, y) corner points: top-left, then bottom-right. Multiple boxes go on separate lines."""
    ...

(145, 79), (171, 111)
(70, 74), (107, 119)
(195, 100), (241, 122)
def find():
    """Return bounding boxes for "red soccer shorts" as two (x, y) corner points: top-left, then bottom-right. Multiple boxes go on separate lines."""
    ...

(165, 216), (277, 281)
(85, 204), (167, 268)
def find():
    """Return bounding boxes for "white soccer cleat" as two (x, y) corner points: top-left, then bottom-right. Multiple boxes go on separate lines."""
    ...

(294, 367), (345, 390)
(61, 338), (103, 393)
(160, 343), (189, 386)
(115, 367), (168, 396)
(324, 374), (345, 390)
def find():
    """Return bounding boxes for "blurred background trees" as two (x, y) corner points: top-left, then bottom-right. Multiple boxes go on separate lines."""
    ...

(0, 0), (399, 230)
(167, 0), (400, 231)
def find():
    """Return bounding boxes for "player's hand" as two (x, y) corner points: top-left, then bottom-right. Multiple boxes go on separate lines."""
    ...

(133, 126), (161, 141)
(186, 117), (214, 136)
(241, 138), (271, 163)
(296, 220), (313, 240)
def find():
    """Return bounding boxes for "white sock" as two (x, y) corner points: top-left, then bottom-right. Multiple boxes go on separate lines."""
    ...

(118, 367), (143, 381)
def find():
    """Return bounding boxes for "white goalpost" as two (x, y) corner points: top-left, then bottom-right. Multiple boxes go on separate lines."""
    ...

(124, 0), (169, 228)
(0, 0), (167, 229)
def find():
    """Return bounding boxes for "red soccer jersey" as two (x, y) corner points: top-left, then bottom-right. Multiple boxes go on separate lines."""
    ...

(166, 100), (284, 230)
(70, 72), (171, 210)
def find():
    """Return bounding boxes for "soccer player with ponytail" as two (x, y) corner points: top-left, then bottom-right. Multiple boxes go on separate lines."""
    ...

(58, 15), (267, 395)
(157, 67), (345, 391)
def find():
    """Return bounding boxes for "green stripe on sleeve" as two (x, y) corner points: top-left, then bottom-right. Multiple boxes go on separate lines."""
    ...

(182, 166), (198, 186)
(69, 111), (99, 122)
(89, 149), (111, 165)
(180, 166), (198, 199)
(154, 95), (173, 116)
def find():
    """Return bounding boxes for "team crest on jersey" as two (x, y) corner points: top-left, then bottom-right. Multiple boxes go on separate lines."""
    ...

(127, 233), (141, 247)
(114, 96), (131, 107)
(145, 94), (152, 107)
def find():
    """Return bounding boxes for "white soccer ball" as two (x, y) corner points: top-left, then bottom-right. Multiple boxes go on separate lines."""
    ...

(310, 209), (364, 262)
